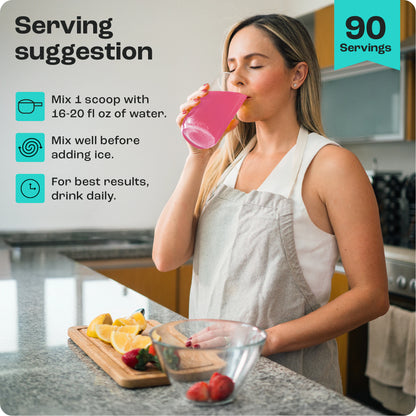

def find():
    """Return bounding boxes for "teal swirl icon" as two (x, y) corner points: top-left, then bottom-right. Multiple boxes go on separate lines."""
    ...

(18, 137), (42, 158)
(16, 133), (45, 162)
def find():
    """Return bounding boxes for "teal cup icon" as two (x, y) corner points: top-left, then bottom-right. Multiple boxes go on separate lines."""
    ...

(18, 99), (43, 114)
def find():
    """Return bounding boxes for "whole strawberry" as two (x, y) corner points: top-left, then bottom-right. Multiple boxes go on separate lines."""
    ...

(121, 348), (141, 368)
(121, 345), (161, 371)
(186, 381), (209, 402)
(208, 373), (234, 401)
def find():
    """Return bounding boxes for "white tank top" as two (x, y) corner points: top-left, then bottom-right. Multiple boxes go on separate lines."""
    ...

(222, 131), (340, 305)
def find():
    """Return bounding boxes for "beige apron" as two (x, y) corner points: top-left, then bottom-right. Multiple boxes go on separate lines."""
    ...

(189, 127), (343, 393)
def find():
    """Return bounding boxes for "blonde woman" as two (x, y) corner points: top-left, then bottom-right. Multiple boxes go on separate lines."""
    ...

(152, 14), (389, 392)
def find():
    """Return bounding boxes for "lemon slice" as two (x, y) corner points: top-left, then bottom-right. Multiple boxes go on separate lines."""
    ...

(110, 332), (152, 354)
(131, 335), (152, 350)
(129, 311), (147, 332)
(112, 317), (137, 326)
(87, 313), (113, 338)
(96, 324), (117, 343)
(152, 330), (162, 342)
(117, 324), (141, 335)
(110, 331), (133, 354)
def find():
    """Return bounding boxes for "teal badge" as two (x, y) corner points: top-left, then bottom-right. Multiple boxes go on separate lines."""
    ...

(16, 174), (45, 203)
(334, 0), (400, 70)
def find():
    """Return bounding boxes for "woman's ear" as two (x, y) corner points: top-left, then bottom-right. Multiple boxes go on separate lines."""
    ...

(291, 62), (308, 89)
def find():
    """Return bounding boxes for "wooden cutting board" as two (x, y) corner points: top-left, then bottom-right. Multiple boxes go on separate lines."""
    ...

(68, 320), (170, 388)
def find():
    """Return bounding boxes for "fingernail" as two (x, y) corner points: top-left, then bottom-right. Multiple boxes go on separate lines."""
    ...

(200, 83), (209, 90)
(185, 341), (192, 348)
(194, 344), (200, 349)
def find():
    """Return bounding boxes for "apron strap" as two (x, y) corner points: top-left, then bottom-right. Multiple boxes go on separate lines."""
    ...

(287, 126), (309, 199)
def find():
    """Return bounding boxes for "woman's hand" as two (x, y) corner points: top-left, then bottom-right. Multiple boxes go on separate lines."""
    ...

(176, 83), (239, 155)
(176, 83), (210, 129)
(185, 322), (234, 349)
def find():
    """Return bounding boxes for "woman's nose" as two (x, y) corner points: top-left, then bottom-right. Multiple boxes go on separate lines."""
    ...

(228, 68), (245, 87)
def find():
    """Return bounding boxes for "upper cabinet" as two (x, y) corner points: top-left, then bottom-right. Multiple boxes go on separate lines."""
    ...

(314, 5), (334, 69)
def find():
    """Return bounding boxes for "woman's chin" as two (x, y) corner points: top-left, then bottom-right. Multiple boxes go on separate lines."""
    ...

(237, 109), (256, 124)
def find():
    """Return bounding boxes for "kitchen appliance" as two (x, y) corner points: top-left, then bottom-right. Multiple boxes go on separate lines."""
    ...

(404, 173), (416, 249)
(346, 258), (415, 414)
(368, 171), (415, 249)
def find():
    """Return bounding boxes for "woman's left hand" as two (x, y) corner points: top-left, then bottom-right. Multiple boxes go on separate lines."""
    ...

(185, 323), (234, 349)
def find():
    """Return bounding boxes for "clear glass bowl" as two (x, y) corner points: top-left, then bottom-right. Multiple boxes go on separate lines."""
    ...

(149, 319), (267, 406)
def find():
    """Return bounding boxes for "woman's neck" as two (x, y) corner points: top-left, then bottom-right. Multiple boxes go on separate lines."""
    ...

(254, 116), (301, 156)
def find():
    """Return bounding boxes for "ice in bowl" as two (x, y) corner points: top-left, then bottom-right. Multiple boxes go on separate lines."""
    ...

(149, 319), (267, 405)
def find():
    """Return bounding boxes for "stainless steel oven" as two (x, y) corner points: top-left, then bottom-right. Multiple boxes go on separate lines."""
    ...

(346, 258), (415, 414)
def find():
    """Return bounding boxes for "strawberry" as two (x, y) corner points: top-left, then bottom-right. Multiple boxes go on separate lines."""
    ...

(121, 348), (141, 368)
(209, 372), (222, 382)
(121, 346), (161, 371)
(148, 344), (157, 356)
(186, 381), (209, 402)
(208, 374), (234, 401)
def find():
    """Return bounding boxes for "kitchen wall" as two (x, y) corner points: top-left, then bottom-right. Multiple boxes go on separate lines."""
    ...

(345, 141), (415, 176)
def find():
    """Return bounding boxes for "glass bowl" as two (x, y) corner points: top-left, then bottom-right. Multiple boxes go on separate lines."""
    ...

(149, 319), (267, 406)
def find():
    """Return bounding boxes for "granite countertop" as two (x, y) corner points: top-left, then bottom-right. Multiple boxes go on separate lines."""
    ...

(0, 235), (381, 415)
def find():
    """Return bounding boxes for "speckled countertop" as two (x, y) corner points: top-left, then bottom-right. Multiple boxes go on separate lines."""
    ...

(0, 232), (382, 415)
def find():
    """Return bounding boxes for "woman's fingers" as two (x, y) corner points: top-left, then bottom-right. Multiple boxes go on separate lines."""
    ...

(176, 83), (209, 127)
(185, 324), (233, 349)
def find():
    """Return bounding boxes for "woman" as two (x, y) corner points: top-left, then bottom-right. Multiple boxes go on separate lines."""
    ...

(152, 14), (389, 392)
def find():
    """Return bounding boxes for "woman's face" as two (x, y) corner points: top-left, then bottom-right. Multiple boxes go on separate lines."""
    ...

(226, 25), (296, 124)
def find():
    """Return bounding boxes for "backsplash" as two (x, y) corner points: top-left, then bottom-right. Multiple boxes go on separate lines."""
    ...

(344, 140), (415, 176)
(346, 140), (415, 249)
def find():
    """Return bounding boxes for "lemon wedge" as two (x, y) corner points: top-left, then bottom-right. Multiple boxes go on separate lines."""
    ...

(117, 324), (141, 335)
(129, 311), (147, 332)
(95, 324), (117, 343)
(131, 335), (152, 350)
(110, 331), (152, 354)
(112, 317), (137, 326)
(87, 313), (113, 338)
(152, 330), (162, 342)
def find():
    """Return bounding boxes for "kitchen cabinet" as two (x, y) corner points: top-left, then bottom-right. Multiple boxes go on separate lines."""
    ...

(405, 48), (415, 141)
(329, 271), (350, 395)
(81, 258), (192, 316)
(314, 5), (334, 69)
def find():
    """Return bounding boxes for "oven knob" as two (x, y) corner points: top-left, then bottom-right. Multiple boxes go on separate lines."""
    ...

(410, 279), (416, 293)
(396, 275), (407, 289)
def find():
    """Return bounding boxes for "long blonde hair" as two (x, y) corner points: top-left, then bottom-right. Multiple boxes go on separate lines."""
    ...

(195, 14), (324, 216)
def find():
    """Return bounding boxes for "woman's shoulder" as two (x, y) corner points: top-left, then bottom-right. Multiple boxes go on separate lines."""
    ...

(306, 134), (369, 193)
(307, 133), (362, 173)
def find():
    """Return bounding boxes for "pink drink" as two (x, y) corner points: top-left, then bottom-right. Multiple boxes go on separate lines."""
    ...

(181, 91), (247, 149)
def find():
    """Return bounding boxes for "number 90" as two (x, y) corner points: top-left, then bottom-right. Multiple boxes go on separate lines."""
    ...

(346, 16), (386, 40)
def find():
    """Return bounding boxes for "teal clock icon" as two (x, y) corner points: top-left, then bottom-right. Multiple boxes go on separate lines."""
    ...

(16, 174), (45, 203)
(21, 179), (40, 198)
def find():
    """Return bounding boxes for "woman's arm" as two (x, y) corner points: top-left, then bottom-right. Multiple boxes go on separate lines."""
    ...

(153, 83), (238, 271)
(262, 146), (389, 355)
(152, 151), (211, 272)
